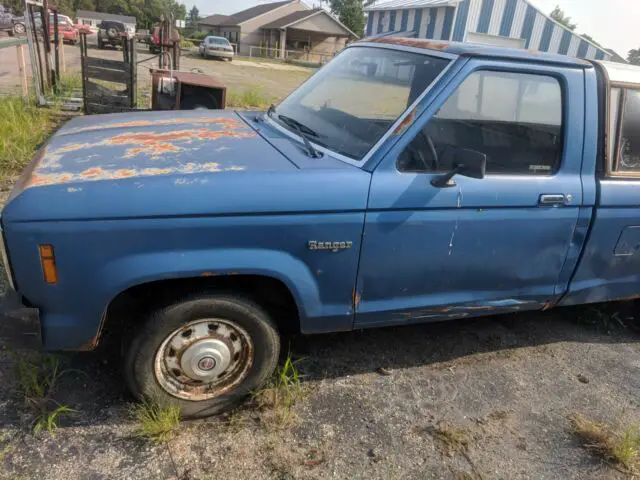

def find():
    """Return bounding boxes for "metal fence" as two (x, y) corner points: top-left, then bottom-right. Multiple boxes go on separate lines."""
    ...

(248, 45), (334, 65)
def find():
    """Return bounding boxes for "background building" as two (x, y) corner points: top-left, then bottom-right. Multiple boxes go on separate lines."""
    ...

(198, 0), (356, 60)
(365, 0), (612, 61)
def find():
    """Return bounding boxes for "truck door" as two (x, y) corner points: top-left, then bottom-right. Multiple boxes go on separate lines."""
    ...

(561, 84), (640, 306)
(356, 59), (586, 327)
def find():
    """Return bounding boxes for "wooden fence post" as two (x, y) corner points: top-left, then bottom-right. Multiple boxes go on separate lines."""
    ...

(59, 35), (66, 73)
(16, 44), (28, 97)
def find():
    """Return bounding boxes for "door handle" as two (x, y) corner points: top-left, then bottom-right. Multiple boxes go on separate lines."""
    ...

(539, 194), (571, 206)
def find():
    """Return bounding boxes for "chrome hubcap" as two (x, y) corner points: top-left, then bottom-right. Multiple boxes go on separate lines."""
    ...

(154, 319), (254, 401)
(181, 338), (230, 381)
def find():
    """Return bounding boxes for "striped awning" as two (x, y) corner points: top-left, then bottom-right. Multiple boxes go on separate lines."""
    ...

(365, 0), (461, 11)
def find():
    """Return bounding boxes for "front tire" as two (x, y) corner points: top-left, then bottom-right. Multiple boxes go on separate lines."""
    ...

(124, 293), (280, 419)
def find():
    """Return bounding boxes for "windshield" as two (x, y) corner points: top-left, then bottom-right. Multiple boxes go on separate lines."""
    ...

(208, 37), (229, 45)
(273, 46), (449, 160)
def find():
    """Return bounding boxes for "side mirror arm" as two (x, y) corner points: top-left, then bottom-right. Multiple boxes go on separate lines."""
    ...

(430, 166), (462, 188)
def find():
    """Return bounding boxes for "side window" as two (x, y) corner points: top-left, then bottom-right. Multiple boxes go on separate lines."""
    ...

(614, 89), (640, 173)
(398, 70), (564, 175)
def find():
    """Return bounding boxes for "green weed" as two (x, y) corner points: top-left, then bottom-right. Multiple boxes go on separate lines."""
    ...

(254, 354), (304, 430)
(428, 423), (470, 457)
(570, 413), (640, 473)
(227, 87), (272, 109)
(0, 96), (58, 178)
(12, 354), (76, 435)
(14, 355), (62, 400)
(32, 405), (76, 436)
(54, 74), (83, 99)
(132, 399), (181, 444)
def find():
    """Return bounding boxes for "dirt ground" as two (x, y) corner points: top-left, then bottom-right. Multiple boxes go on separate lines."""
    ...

(1, 281), (639, 480)
(0, 35), (313, 101)
(1, 32), (640, 480)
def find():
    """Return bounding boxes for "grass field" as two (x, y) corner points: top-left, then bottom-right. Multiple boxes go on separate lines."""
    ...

(0, 97), (59, 179)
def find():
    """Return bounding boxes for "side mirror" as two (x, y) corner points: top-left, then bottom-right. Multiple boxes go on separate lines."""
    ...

(431, 148), (486, 188)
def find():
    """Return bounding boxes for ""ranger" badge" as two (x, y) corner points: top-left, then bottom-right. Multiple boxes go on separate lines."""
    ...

(308, 241), (353, 252)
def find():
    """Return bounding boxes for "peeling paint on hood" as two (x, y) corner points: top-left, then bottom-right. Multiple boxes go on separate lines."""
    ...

(21, 110), (287, 189)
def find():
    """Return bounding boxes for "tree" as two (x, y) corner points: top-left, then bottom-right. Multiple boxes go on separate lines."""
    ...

(629, 49), (640, 66)
(4, 0), (187, 28)
(325, 0), (375, 37)
(550, 5), (576, 31)
(188, 5), (199, 25)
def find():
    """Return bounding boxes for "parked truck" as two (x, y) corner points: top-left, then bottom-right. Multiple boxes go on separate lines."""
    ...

(2, 37), (640, 418)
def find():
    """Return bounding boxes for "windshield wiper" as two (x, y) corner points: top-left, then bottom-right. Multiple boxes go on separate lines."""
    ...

(277, 114), (322, 159)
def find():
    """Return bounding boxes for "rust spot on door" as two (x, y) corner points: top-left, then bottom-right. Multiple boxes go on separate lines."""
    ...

(394, 110), (416, 135)
(352, 289), (362, 310)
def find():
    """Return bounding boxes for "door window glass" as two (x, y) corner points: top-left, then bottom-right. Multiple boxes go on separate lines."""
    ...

(616, 89), (640, 173)
(609, 88), (621, 166)
(398, 70), (564, 175)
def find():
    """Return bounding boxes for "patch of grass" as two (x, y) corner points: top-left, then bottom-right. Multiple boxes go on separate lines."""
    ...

(0, 96), (58, 178)
(132, 399), (181, 444)
(136, 86), (151, 109)
(12, 354), (76, 435)
(285, 58), (322, 69)
(428, 423), (470, 457)
(254, 355), (304, 430)
(33, 405), (76, 436)
(569, 413), (640, 473)
(13, 354), (61, 398)
(227, 87), (272, 109)
(55, 74), (83, 99)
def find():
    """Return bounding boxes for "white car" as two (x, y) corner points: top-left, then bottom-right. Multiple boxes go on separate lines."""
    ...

(199, 36), (234, 61)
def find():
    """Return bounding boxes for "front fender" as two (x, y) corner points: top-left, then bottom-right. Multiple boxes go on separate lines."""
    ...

(98, 248), (322, 321)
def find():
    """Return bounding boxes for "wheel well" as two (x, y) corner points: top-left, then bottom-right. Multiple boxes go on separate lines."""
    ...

(100, 275), (301, 348)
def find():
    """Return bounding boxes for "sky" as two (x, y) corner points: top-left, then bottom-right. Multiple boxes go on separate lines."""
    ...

(193, 0), (639, 57)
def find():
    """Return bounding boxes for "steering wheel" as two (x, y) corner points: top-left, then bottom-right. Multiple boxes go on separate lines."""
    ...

(419, 130), (439, 171)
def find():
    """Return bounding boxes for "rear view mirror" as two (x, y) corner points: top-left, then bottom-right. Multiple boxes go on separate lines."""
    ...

(431, 148), (486, 188)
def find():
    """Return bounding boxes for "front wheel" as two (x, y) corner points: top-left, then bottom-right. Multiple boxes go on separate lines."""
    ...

(124, 294), (280, 419)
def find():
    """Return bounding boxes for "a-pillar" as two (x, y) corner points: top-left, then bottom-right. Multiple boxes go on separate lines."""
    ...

(279, 28), (287, 59)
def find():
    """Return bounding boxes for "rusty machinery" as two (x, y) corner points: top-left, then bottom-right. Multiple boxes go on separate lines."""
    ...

(149, 15), (227, 111)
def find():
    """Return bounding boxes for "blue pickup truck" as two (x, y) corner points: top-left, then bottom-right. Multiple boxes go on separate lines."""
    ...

(2, 37), (640, 417)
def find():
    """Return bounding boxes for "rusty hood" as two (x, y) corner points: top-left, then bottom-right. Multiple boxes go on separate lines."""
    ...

(3, 110), (372, 222)
(18, 110), (296, 190)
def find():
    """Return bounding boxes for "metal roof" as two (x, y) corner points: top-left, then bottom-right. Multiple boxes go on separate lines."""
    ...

(219, 0), (296, 26)
(596, 60), (640, 86)
(75, 10), (136, 24)
(365, 0), (461, 11)
(357, 37), (592, 67)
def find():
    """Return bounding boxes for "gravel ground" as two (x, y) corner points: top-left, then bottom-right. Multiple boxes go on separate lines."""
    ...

(1, 287), (639, 479)
(0, 33), (313, 101)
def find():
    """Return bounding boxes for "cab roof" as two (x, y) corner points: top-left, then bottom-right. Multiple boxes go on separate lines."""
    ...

(595, 60), (640, 86)
(359, 36), (593, 68)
